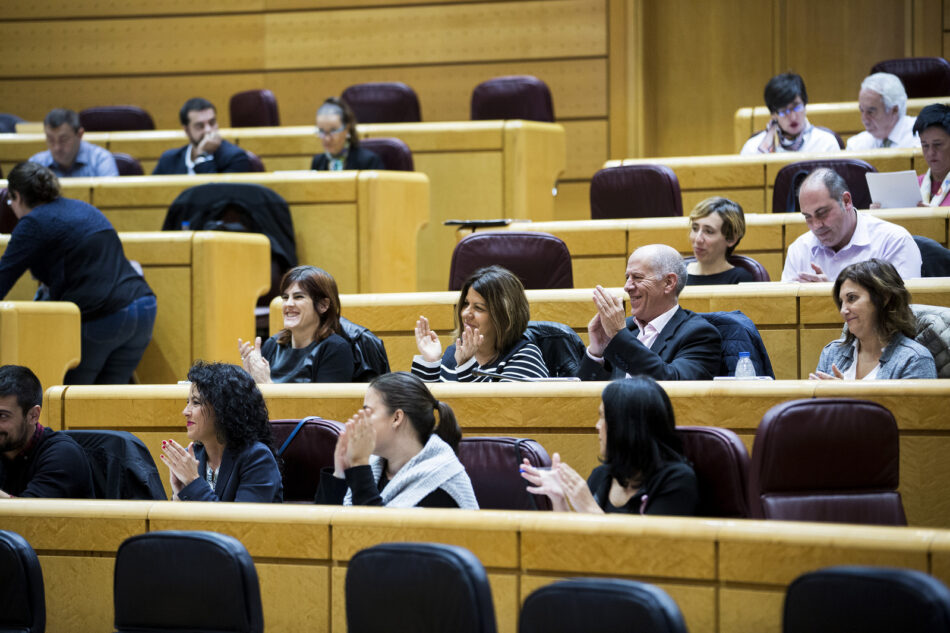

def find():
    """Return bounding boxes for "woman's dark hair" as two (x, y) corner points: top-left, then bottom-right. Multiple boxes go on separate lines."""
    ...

(7, 162), (60, 209)
(317, 97), (361, 149)
(187, 361), (275, 456)
(912, 103), (950, 137)
(688, 196), (746, 256)
(454, 265), (530, 356)
(832, 259), (917, 346)
(369, 371), (462, 453)
(764, 72), (807, 113)
(600, 377), (685, 488)
(275, 265), (342, 346)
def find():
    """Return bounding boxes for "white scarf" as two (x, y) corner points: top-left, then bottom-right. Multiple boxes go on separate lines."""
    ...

(343, 434), (479, 509)
(920, 168), (950, 207)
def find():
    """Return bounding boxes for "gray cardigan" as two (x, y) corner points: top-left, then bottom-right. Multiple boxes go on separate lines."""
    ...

(816, 333), (937, 379)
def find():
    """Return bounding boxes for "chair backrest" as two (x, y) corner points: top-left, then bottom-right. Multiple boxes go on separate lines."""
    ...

(111, 152), (144, 176)
(0, 530), (45, 633)
(229, 89), (280, 127)
(0, 188), (16, 234)
(0, 113), (24, 133)
(519, 577), (688, 633)
(676, 426), (750, 518)
(683, 254), (770, 282)
(590, 164), (683, 219)
(448, 231), (573, 291)
(346, 542), (497, 633)
(698, 310), (775, 378)
(784, 566), (950, 633)
(271, 418), (343, 502)
(458, 437), (552, 510)
(245, 149), (266, 172)
(817, 125), (846, 149)
(523, 320), (586, 377)
(871, 57), (950, 98)
(359, 137), (414, 171)
(471, 75), (554, 123)
(339, 317), (391, 382)
(341, 82), (422, 123)
(772, 158), (877, 212)
(748, 398), (906, 524)
(914, 235), (950, 277)
(79, 106), (154, 132)
(912, 303), (950, 378)
(114, 531), (263, 633)
(61, 430), (166, 500)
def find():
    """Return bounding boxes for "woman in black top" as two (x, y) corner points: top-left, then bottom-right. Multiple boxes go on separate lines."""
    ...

(521, 376), (698, 516)
(310, 97), (383, 171)
(239, 265), (354, 383)
(685, 197), (754, 286)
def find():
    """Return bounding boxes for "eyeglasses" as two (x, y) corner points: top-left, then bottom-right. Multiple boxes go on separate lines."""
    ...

(776, 102), (805, 118)
(316, 126), (345, 137)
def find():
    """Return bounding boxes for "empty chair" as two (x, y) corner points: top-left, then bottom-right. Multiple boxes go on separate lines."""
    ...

(79, 106), (154, 132)
(448, 231), (573, 291)
(677, 426), (750, 518)
(523, 320), (585, 377)
(912, 303), (950, 378)
(683, 254), (770, 282)
(519, 577), (688, 633)
(359, 137), (414, 171)
(271, 417), (343, 502)
(0, 113), (24, 133)
(772, 158), (876, 212)
(61, 430), (166, 500)
(341, 82), (422, 123)
(458, 437), (552, 510)
(699, 310), (775, 378)
(346, 542), (497, 633)
(0, 530), (45, 633)
(748, 398), (906, 525)
(784, 566), (950, 633)
(871, 57), (950, 98)
(471, 75), (554, 123)
(229, 89), (280, 127)
(111, 152), (144, 176)
(914, 235), (950, 277)
(114, 531), (263, 633)
(590, 164), (683, 219)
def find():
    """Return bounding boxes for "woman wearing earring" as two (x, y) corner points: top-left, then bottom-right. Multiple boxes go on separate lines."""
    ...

(310, 97), (383, 171)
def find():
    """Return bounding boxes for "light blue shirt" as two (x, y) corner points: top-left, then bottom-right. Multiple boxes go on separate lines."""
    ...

(29, 140), (118, 178)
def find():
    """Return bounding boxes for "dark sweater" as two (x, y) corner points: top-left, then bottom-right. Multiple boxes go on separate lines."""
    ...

(686, 266), (755, 286)
(262, 333), (354, 383)
(587, 461), (698, 516)
(0, 425), (95, 498)
(314, 465), (457, 507)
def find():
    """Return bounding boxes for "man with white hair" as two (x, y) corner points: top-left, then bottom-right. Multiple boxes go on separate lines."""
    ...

(846, 73), (920, 150)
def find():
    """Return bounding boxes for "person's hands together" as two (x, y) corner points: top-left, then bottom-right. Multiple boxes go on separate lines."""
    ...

(796, 263), (829, 283)
(809, 364), (844, 380)
(345, 409), (376, 467)
(557, 462), (602, 514)
(520, 453), (569, 511)
(588, 286), (625, 355)
(454, 324), (484, 366)
(415, 316), (443, 362)
(160, 439), (200, 499)
(238, 337), (272, 383)
(332, 426), (351, 478)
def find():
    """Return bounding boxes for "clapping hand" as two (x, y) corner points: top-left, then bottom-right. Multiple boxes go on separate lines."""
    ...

(557, 462), (602, 514)
(415, 316), (443, 362)
(238, 337), (272, 383)
(160, 439), (200, 500)
(344, 408), (376, 468)
(809, 364), (844, 380)
(588, 286), (625, 355)
(454, 324), (484, 366)
(520, 453), (569, 511)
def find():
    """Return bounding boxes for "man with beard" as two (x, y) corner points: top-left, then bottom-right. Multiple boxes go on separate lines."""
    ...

(0, 365), (93, 498)
(152, 97), (250, 175)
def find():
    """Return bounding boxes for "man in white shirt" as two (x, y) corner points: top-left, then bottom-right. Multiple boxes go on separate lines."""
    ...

(782, 168), (922, 282)
(846, 73), (920, 150)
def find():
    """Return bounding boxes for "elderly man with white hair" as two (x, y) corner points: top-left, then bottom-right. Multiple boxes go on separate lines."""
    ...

(846, 73), (920, 150)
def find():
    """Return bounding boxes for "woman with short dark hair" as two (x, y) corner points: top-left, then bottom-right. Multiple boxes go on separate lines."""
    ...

(310, 97), (383, 171)
(685, 196), (753, 285)
(741, 72), (840, 155)
(913, 103), (950, 207)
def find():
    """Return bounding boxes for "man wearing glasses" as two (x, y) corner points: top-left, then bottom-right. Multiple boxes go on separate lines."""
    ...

(741, 73), (842, 155)
(153, 97), (251, 175)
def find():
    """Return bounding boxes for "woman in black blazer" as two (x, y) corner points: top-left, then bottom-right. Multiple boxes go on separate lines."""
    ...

(310, 97), (383, 171)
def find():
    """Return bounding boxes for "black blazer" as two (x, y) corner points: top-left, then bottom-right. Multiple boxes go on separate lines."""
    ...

(310, 145), (384, 171)
(177, 442), (282, 503)
(577, 307), (721, 381)
(152, 139), (251, 175)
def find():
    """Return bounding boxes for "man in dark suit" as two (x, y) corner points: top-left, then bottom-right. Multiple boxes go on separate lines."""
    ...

(577, 244), (721, 381)
(152, 97), (250, 175)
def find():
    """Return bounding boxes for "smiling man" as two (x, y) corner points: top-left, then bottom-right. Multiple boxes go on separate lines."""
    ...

(153, 97), (250, 175)
(576, 244), (721, 381)
(782, 168), (922, 282)
(846, 73), (920, 150)
(28, 108), (118, 178)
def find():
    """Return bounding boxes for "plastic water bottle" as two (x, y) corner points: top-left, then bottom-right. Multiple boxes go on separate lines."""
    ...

(734, 351), (756, 378)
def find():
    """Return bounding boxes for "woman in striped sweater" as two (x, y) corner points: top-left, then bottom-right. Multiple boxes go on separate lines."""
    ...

(412, 265), (549, 382)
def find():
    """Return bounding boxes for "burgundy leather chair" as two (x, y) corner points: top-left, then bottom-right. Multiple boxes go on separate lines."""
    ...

(871, 57), (950, 98)
(341, 82), (422, 123)
(748, 398), (907, 525)
(682, 254), (770, 281)
(245, 149), (266, 172)
(448, 231), (573, 290)
(458, 437), (552, 510)
(471, 75), (555, 123)
(229, 89), (280, 127)
(772, 158), (877, 213)
(79, 106), (154, 131)
(676, 426), (750, 518)
(590, 164), (683, 219)
(0, 188), (16, 234)
(0, 530), (45, 633)
(359, 137), (414, 171)
(271, 417), (344, 502)
(111, 152), (144, 176)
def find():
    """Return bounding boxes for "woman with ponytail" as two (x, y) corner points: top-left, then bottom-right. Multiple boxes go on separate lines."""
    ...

(314, 371), (477, 508)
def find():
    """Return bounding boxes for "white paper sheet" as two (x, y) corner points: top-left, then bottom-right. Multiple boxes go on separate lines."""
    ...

(865, 170), (923, 209)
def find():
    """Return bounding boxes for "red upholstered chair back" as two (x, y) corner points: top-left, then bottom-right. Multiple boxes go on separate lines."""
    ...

(677, 426), (750, 518)
(112, 152), (144, 176)
(271, 418), (343, 502)
(245, 150), (266, 172)
(682, 254), (771, 282)
(458, 437), (552, 510)
(470, 75), (554, 123)
(590, 164), (683, 219)
(79, 106), (154, 131)
(229, 89), (280, 127)
(748, 398), (906, 525)
(341, 82), (422, 123)
(771, 158), (877, 213)
(448, 231), (573, 291)
(871, 56), (950, 98)
(359, 137), (414, 171)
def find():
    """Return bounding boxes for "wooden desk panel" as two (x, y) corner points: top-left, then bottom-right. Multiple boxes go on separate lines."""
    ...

(0, 301), (80, 400)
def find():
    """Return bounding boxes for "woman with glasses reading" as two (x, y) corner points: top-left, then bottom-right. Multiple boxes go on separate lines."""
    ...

(310, 97), (383, 171)
(740, 73), (841, 155)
